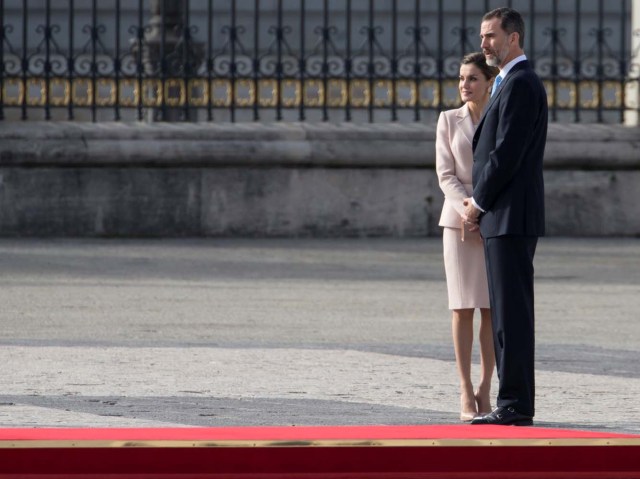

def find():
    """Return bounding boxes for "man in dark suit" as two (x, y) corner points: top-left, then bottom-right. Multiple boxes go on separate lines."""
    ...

(463, 7), (547, 426)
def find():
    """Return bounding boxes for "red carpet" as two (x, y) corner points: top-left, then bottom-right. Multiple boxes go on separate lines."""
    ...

(0, 425), (638, 478)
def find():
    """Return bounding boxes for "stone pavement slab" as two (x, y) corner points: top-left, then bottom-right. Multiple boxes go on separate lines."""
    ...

(0, 238), (638, 432)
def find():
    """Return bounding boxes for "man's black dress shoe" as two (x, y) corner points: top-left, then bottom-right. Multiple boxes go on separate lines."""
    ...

(470, 406), (533, 426)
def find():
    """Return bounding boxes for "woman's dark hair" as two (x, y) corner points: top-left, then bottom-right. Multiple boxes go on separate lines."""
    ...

(461, 52), (499, 80)
(483, 7), (525, 48)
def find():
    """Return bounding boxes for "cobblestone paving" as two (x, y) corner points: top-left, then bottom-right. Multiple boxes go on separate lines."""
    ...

(0, 238), (638, 433)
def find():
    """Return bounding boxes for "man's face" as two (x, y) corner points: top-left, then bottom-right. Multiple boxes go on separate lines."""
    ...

(480, 18), (514, 68)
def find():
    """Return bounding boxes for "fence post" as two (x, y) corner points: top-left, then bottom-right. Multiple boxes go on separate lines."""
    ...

(626, 3), (640, 126)
(138, 0), (203, 121)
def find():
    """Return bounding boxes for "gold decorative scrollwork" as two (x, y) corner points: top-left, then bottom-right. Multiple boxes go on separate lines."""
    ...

(543, 80), (554, 107)
(579, 81), (599, 109)
(3, 78), (24, 105)
(188, 79), (209, 107)
(163, 78), (185, 107)
(602, 81), (622, 108)
(373, 80), (392, 107)
(49, 78), (70, 106)
(419, 80), (439, 108)
(258, 79), (278, 107)
(72, 78), (92, 106)
(211, 79), (231, 107)
(119, 78), (139, 107)
(280, 79), (300, 107)
(304, 79), (324, 106)
(327, 79), (347, 107)
(235, 79), (255, 107)
(142, 79), (162, 107)
(396, 80), (416, 107)
(350, 79), (370, 107)
(554, 81), (577, 109)
(1, 76), (635, 112)
(441, 79), (460, 108)
(96, 78), (116, 106)
(26, 78), (47, 106)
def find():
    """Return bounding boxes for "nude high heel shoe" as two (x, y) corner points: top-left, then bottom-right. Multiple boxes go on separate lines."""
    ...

(460, 411), (477, 422)
(475, 390), (492, 415)
(460, 393), (478, 422)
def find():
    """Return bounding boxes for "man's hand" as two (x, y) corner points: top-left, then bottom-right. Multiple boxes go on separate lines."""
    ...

(463, 197), (481, 227)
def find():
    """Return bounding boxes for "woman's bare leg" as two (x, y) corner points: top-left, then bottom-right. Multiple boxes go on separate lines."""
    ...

(452, 308), (477, 420)
(475, 308), (495, 414)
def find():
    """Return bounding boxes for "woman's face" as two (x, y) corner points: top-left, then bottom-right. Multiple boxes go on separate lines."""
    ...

(459, 63), (491, 104)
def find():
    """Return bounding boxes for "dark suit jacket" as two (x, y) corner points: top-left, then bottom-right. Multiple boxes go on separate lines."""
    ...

(472, 60), (547, 238)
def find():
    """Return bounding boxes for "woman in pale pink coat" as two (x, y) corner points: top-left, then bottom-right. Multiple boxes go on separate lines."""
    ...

(436, 52), (498, 421)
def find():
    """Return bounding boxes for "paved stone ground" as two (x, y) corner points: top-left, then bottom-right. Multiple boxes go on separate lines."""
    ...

(0, 238), (638, 433)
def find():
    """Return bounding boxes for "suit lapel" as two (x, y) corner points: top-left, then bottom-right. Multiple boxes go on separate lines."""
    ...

(456, 103), (474, 146)
(475, 60), (531, 135)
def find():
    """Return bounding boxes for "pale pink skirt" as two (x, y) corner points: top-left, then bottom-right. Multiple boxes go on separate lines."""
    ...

(442, 226), (490, 310)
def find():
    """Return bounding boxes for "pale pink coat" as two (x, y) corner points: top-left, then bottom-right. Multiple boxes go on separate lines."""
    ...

(435, 103), (490, 310)
(436, 103), (476, 228)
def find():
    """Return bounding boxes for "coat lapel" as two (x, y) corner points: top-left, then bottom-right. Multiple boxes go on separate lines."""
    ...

(456, 103), (475, 146)
(475, 60), (531, 134)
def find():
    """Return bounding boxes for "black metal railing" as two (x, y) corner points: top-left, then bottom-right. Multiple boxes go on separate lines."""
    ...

(0, 0), (638, 123)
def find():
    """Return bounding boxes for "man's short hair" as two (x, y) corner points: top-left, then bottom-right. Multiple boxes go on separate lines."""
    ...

(483, 7), (525, 48)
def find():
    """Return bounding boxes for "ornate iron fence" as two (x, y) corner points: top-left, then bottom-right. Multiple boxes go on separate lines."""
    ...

(0, 0), (638, 123)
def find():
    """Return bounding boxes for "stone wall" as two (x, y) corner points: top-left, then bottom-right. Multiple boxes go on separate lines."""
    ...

(0, 122), (638, 237)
